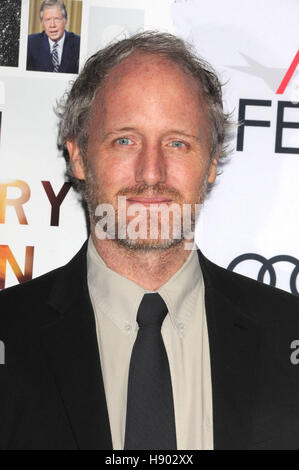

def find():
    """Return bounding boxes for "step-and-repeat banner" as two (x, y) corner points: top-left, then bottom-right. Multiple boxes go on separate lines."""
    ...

(0, 0), (298, 295)
(172, 0), (299, 295)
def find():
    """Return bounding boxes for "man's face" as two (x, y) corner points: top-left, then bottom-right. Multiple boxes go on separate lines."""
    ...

(42, 6), (66, 42)
(69, 53), (218, 250)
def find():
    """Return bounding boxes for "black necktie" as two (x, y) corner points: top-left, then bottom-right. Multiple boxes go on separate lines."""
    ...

(124, 293), (177, 450)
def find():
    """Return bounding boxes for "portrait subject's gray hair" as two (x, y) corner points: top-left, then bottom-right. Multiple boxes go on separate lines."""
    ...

(56, 31), (233, 189)
(40, 0), (67, 21)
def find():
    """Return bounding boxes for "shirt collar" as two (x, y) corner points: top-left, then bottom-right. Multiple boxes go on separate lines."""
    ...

(87, 236), (202, 338)
(48, 32), (65, 50)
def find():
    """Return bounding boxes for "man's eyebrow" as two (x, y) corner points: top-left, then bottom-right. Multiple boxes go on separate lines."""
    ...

(101, 128), (136, 138)
(166, 130), (201, 141)
(102, 128), (201, 141)
(104, 127), (136, 134)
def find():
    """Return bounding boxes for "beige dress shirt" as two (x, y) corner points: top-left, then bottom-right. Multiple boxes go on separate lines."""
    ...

(87, 237), (213, 450)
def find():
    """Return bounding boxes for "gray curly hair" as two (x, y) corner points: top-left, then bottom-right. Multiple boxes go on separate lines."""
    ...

(56, 31), (233, 191)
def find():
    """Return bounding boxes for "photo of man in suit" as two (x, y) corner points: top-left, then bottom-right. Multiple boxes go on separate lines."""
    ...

(26, 0), (80, 73)
(1, 31), (299, 450)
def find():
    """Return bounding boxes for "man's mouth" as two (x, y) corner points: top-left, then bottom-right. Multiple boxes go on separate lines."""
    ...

(126, 197), (173, 205)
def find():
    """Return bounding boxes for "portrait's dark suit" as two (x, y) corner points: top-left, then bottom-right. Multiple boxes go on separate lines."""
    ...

(1, 240), (299, 450)
(26, 30), (80, 73)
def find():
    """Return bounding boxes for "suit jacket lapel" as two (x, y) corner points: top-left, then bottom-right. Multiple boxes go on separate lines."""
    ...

(197, 250), (260, 449)
(40, 242), (112, 450)
(41, 31), (52, 71)
(60, 30), (71, 72)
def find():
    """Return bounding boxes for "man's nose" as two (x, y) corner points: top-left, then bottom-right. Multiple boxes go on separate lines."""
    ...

(135, 144), (167, 186)
(50, 18), (55, 27)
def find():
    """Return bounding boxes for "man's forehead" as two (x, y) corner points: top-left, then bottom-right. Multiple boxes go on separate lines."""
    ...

(43, 6), (64, 17)
(87, 51), (210, 141)
(105, 52), (195, 86)
(95, 52), (202, 110)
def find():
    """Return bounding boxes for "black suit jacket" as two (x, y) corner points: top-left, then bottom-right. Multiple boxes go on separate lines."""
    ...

(26, 30), (80, 73)
(1, 240), (299, 450)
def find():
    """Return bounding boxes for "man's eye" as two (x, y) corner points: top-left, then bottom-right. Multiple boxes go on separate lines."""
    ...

(116, 137), (133, 145)
(169, 141), (185, 148)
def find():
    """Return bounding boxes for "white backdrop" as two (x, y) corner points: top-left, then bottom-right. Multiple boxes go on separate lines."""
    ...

(172, 0), (299, 294)
(0, 0), (298, 295)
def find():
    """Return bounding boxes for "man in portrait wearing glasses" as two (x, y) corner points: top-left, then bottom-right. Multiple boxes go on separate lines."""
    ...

(27, 0), (80, 73)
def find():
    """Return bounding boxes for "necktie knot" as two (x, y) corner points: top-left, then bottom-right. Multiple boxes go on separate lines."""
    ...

(137, 293), (168, 328)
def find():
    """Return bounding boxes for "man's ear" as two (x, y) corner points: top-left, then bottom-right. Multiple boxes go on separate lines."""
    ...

(207, 149), (220, 184)
(66, 140), (86, 180)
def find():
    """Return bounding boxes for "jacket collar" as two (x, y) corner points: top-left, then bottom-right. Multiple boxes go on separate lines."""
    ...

(41, 241), (260, 450)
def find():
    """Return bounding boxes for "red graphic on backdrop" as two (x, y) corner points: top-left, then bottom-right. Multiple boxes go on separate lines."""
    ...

(228, 50), (299, 95)
(276, 50), (299, 94)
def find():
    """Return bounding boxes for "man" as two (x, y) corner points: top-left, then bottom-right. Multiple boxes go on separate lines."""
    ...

(27, 0), (80, 73)
(1, 31), (299, 450)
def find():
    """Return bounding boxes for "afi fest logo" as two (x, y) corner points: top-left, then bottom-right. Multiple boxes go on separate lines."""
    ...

(230, 49), (299, 154)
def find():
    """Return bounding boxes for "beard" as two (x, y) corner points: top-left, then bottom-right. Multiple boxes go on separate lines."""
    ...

(82, 161), (209, 252)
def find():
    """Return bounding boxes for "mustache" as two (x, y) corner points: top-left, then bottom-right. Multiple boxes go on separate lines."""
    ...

(116, 183), (182, 200)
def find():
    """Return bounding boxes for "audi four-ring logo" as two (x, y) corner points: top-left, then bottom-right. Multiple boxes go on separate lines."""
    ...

(227, 254), (299, 296)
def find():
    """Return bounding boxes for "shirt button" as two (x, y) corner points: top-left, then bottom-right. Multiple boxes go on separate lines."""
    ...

(178, 322), (185, 331)
(125, 323), (132, 332)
